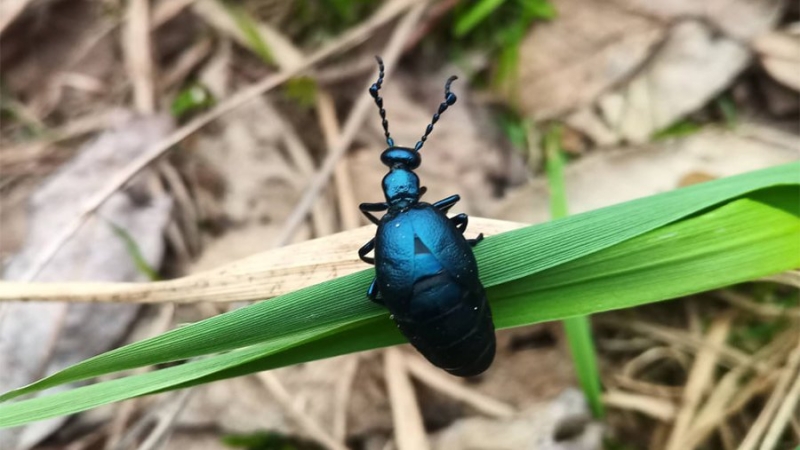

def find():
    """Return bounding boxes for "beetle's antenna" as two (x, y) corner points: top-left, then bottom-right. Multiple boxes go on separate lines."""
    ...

(370, 56), (394, 147)
(414, 75), (457, 152)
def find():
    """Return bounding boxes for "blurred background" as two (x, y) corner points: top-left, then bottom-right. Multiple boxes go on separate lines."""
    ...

(0, 0), (798, 449)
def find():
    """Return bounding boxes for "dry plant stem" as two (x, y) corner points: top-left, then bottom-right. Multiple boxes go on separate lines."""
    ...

(679, 329), (794, 449)
(160, 38), (214, 90)
(384, 348), (430, 450)
(316, 90), (361, 230)
(274, 1), (429, 246)
(738, 337), (800, 450)
(603, 390), (677, 421)
(600, 317), (762, 372)
(135, 389), (194, 450)
(761, 366), (800, 450)
(0, 218), (526, 304)
(159, 162), (201, 256)
(404, 354), (515, 418)
(0, 0), (33, 33)
(332, 356), (360, 442)
(760, 269), (800, 288)
(716, 290), (800, 319)
(665, 313), (733, 450)
(151, 0), (196, 27)
(17, 0), (421, 283)
(124, 0), (155, 114)
(256, 372), (348, 450)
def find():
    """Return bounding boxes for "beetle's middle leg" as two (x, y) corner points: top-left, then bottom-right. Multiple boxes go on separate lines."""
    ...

(450, 213), (484, 247)
(359, 238), (376, 264)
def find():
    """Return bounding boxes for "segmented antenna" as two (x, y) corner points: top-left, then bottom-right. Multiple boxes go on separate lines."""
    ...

(370, 56), (394, 147)
(414, 75), (457, 152)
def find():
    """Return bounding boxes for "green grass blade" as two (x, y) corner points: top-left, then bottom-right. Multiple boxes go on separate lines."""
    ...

(453, 0), (507, 37)
(544, 124), (604, 418)
(0, 164), (797, 426)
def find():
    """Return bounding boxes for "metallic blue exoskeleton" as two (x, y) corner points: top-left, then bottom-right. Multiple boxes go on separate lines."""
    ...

(357, 57), (496, 377)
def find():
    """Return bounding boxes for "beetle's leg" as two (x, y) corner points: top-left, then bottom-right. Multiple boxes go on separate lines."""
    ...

(450, 213), (484, 247)
(467, 233), (484, 247)
(367, 278), (383, 304)
(359, 202), (387, 226)
(358, 238), (376, 265)
(432, 194), (460, 214)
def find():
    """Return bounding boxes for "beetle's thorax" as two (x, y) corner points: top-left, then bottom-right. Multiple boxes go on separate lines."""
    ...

(381, 147), (421, 211)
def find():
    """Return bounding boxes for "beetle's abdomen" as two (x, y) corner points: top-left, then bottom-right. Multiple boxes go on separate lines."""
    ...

(390, 241), (494, 377)
(395, 276), (495, 377)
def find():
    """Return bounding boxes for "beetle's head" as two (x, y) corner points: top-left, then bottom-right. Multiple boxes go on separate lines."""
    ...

(380, 147), (420, 170)
(382, 169), (420, 208)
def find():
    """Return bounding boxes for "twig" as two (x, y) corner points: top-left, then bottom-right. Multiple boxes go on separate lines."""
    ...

(760, 364), (800, 450)
(404, 354), (515, 419)
(760, 269), (800, 288)
(151, 0), (196, 27)
(716, 290), (800, 319)
(738, 336), (800, 450)
(256, 372), (348, 450)
(332, 355), (360, 442)
(123, 0), (155, 114)
(317, 90), (361, 230)
(136, 389), (194, 450)
(274, 1), (429, 246)
(17, 0), (421, 282)
(384, 349), (429, 450)
(603, 390), (677, 421)
(665, 313), (733, 450)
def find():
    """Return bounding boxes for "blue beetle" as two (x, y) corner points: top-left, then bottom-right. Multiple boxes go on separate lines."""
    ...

(357, 57), (495, 377)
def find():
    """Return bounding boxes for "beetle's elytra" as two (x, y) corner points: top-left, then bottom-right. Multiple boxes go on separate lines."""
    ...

(357, 57), (496, 377)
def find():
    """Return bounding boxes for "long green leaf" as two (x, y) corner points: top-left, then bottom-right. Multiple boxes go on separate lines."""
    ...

(0, 163), (798, 426)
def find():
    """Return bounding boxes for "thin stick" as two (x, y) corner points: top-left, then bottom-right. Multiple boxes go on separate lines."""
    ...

(123, 0), (155, 114)
(384, 349), (430, 450)
(332, 356), (360, 442)
(404, 354), (515, 419)
(665, 314), (733, 450)
(738, 337), (800, 450)
(274, 1), (428, 246)
(256, 372), (348, 450)
(317, 90), (361, 230)
(17, 0), (420, 282)
(759, 365), (800, 450)
(603, 390), (677, 421)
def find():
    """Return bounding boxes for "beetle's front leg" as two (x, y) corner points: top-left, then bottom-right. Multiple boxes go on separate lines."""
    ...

(359, 202), (388, 225)
(432, 194), (460, 214)
(450, 213), (484, 247)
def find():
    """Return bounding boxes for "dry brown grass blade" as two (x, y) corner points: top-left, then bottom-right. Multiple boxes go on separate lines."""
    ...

(17, 0), (421, 283)
(665, 313), (734, 450)
(274, 1), (429, 246)
(760, 364), (800, 450)
(123, 0), (155, 114)
(404, 353), (515, 418)
(603, 390), (677, 421)
(0, 217), (525, 304)
(384, 348), (430, 450)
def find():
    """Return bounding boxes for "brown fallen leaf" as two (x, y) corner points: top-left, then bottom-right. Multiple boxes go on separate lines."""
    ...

(0, 115), (173, 450)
